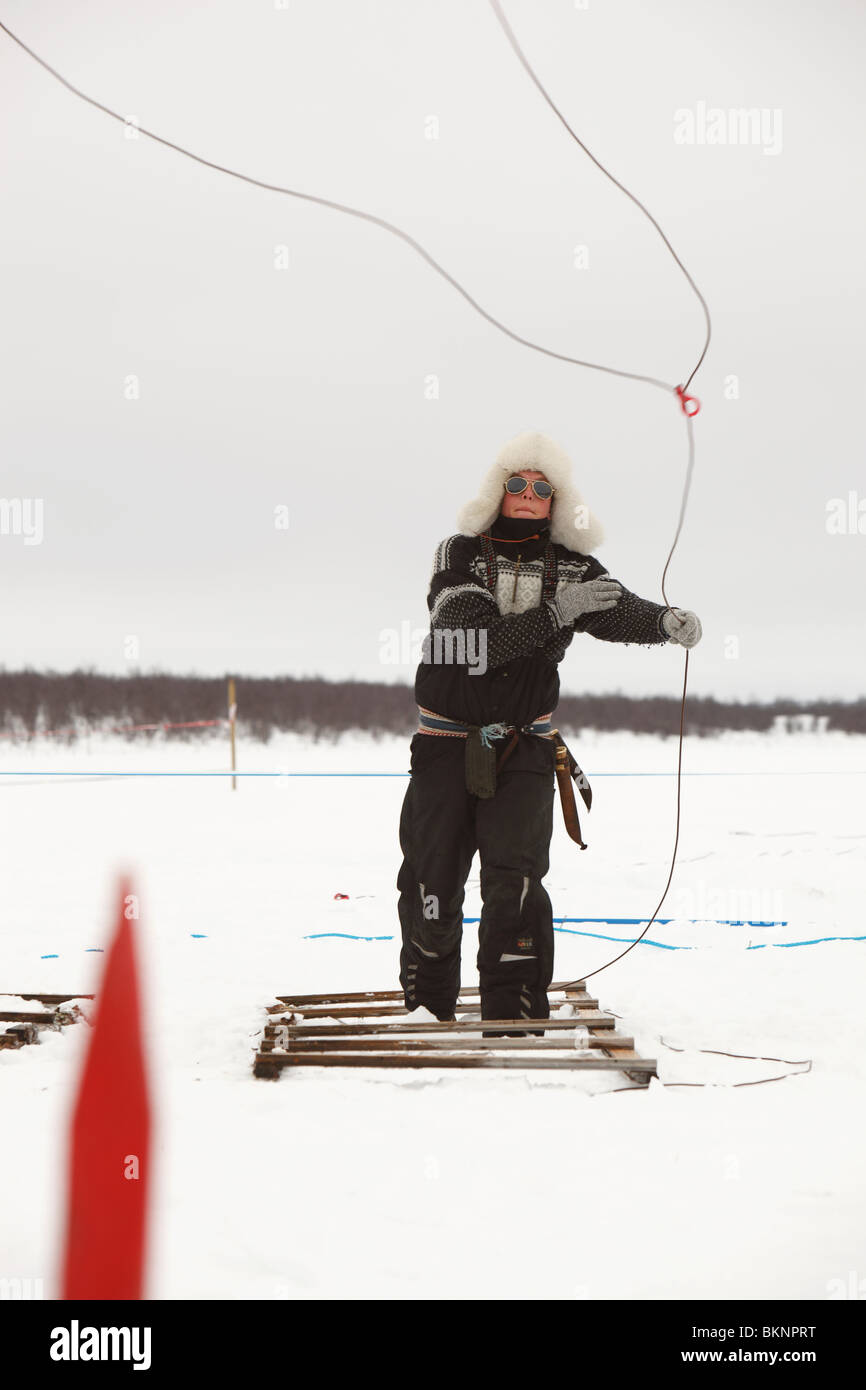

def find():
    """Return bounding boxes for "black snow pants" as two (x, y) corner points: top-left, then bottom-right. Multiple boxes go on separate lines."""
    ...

(397, 730), (557, 1028)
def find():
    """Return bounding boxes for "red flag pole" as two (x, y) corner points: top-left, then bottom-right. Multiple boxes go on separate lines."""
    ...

(61, 875), (151, 1299)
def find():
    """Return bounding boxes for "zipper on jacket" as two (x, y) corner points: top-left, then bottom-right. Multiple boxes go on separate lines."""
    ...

(511, 553), (522, 602)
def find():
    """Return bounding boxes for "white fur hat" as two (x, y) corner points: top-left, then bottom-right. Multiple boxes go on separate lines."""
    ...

(455, 430), (604, 552)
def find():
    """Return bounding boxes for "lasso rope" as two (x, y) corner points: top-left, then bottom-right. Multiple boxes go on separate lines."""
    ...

(485, 0), (709, 985)
(0, 5), (711, 987)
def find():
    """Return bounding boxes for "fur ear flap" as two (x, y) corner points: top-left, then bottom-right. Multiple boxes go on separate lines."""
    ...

(455, 430), (604, 552)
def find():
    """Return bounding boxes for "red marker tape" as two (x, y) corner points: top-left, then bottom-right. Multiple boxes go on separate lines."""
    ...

(675, 385), (701, 417)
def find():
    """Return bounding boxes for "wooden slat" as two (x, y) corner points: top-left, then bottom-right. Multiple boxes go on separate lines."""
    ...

(274, 982), (588, 1007)
(267, 1013), (615, 1038)
(0, 1011), (59, 1025)
(274, 999), (598, 1020)
(261, 1033), (635, 1053)
(581, 1015), (656, 1084)
(0, 999), (85, 1057)
(563, 989), (655, 1085)
(4, 993), (93, 1005)
(595, 1039), (654, 1086)
(5, 1023), (39, 1045)
(255, 1051), (656, 1075)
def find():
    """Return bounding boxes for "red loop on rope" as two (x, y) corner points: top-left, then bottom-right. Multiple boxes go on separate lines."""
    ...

(675, 384), (700, 417)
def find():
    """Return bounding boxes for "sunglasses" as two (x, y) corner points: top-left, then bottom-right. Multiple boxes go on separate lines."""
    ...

(504, 476), (555, 500)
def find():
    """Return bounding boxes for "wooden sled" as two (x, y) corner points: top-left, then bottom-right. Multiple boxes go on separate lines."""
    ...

(253, 981), (655, 1087)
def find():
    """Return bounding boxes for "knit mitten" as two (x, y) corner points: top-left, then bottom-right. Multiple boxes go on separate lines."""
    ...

(661, 607), (702, 647)
(548, 576), (622, 628)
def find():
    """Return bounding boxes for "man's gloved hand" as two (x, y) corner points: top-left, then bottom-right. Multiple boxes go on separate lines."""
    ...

(548, 576), (622, 627)
(661, 606), (702, 647)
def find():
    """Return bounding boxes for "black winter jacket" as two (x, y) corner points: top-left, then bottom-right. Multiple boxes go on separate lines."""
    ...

(413, 515), (671, 728)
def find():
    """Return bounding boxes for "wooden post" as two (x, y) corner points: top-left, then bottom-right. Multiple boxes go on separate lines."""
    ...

(228, 678), (237, 791)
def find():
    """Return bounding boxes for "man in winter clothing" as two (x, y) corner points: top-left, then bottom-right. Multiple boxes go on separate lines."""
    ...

(396, 430), (702, 1031)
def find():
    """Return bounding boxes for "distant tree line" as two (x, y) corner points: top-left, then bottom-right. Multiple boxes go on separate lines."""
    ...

(0, 668), (863, 742)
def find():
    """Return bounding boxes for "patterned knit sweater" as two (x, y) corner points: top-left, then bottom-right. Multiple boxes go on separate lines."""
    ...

(413, 516), (671, 729)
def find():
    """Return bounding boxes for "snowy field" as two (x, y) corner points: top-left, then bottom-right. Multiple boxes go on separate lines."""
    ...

(1, 726), (864, 1301)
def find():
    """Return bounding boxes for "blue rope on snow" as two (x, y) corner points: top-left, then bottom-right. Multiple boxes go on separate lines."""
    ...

(301, 927), (866, 950)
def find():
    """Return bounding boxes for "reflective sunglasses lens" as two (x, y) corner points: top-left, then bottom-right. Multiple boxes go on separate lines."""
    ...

(505, 477), (529, 494)
(532, 481), (553, 499)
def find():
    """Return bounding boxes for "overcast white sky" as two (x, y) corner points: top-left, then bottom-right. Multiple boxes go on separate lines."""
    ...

(2, 0), (864, 701)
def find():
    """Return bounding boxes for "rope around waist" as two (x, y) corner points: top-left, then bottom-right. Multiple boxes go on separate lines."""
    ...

(417, 706), (553, 747)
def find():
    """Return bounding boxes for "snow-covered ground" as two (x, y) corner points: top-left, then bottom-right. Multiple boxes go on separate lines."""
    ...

(1, 726), (864, 1300)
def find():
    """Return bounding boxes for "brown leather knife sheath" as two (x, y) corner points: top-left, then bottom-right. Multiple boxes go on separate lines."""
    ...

(548, 728), (592, 849)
